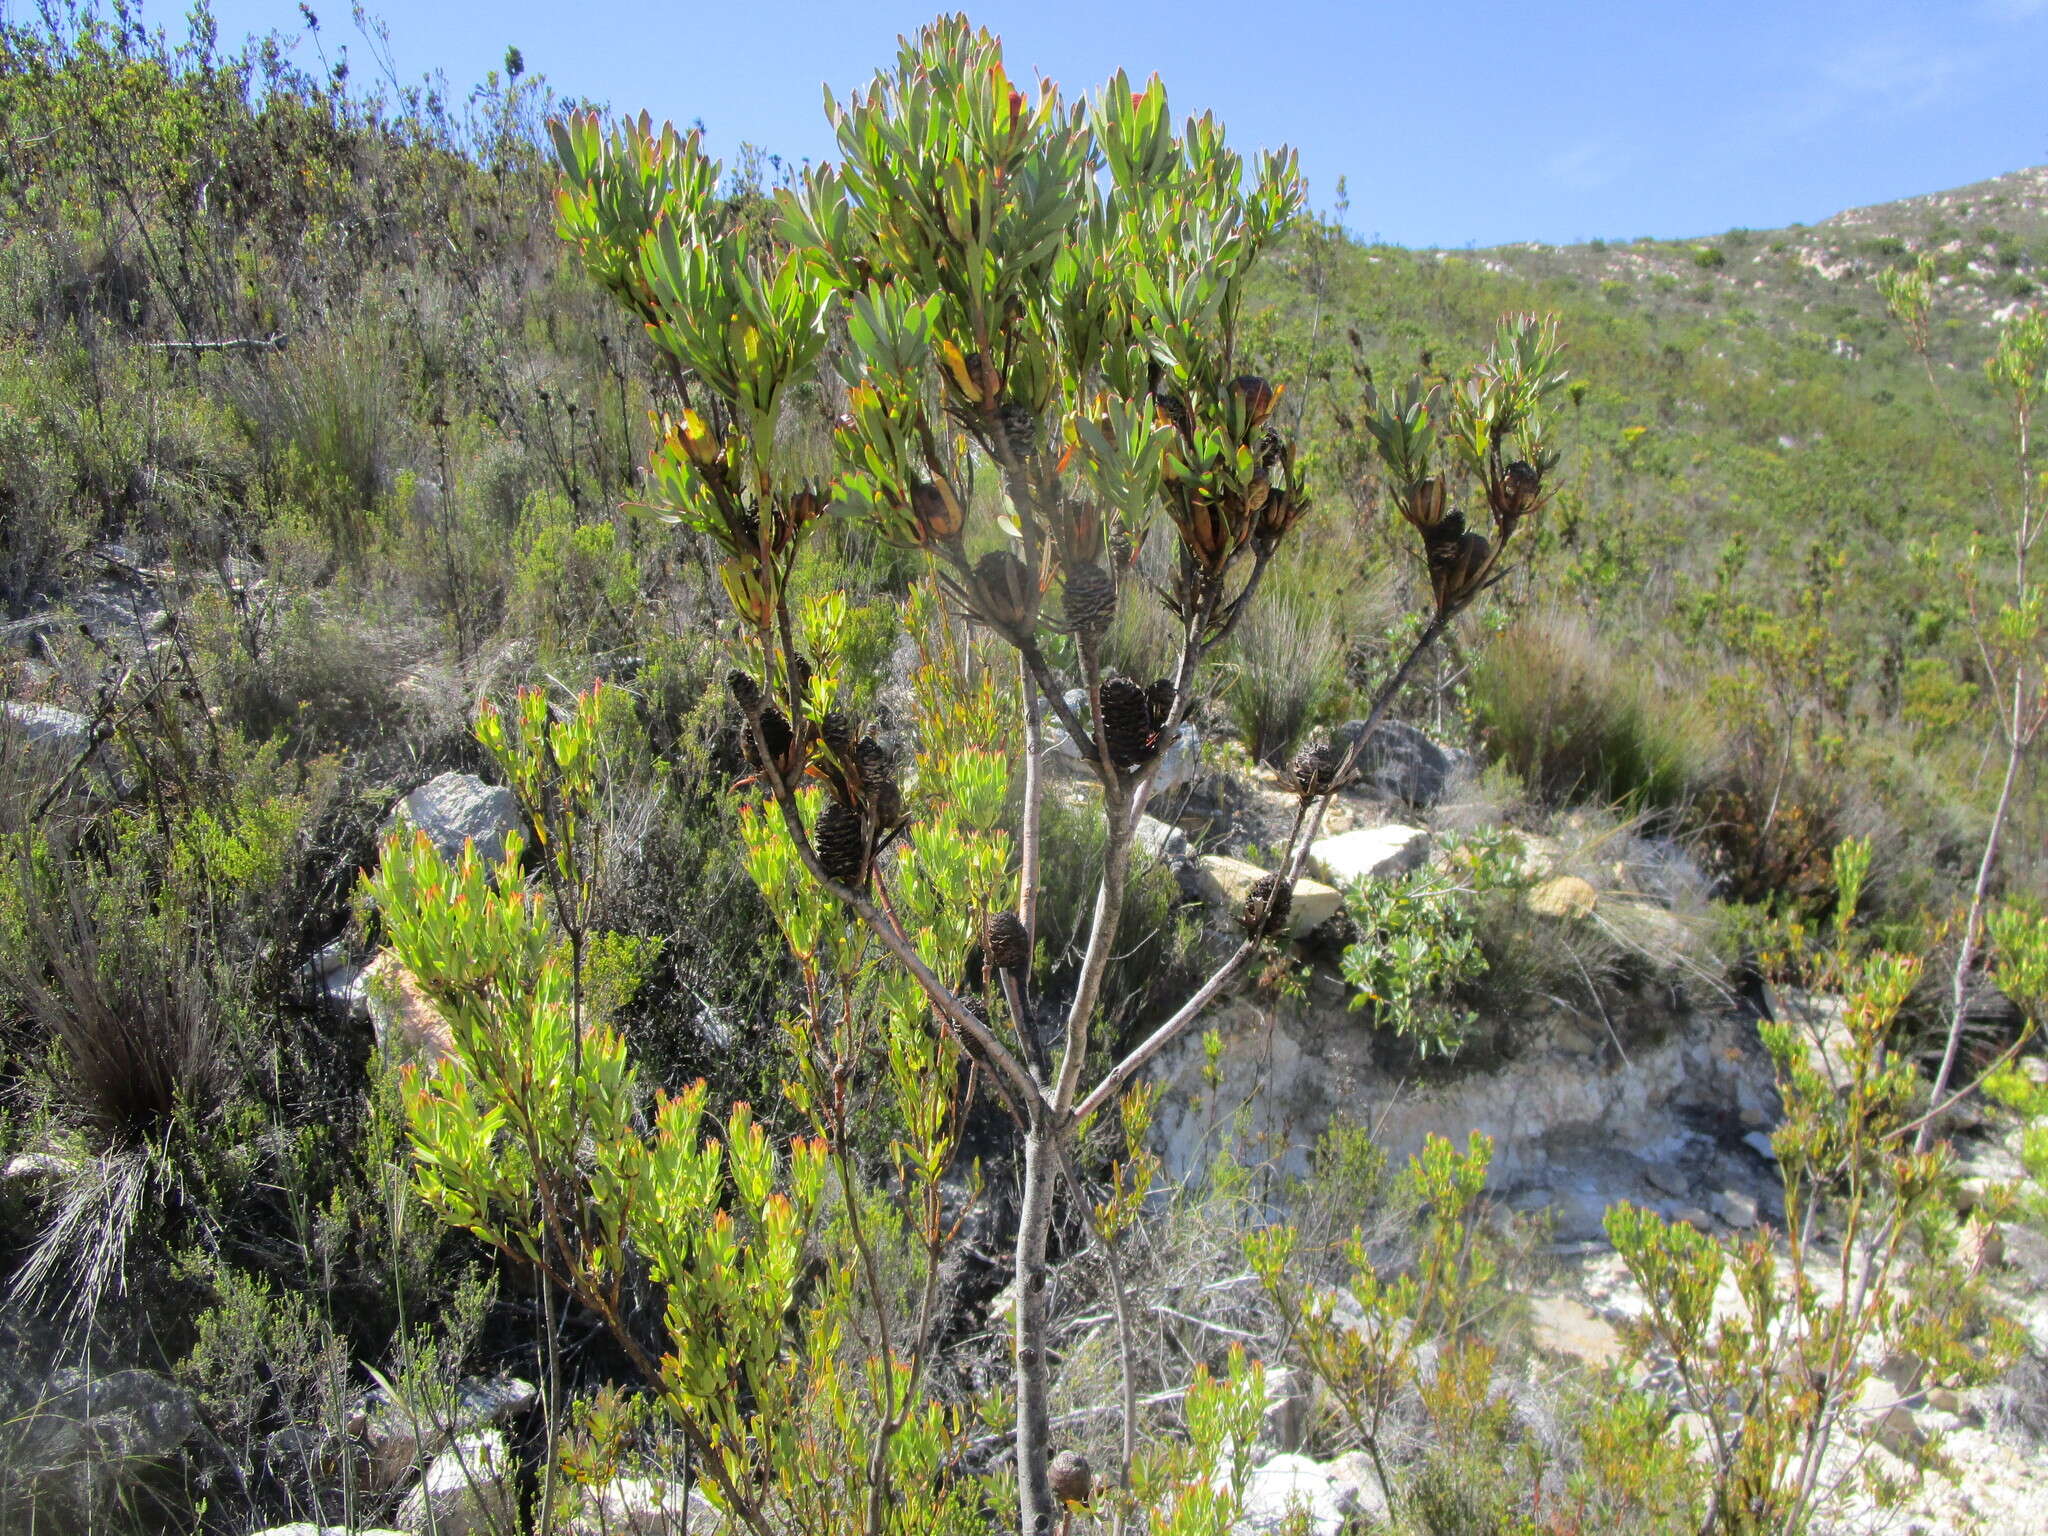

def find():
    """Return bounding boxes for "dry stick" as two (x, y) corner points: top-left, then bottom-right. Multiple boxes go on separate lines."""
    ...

(1918, 363), (2040, 1152)
(1917, 696), (2028, 1155)
(142, 331), (288, 353)
(1050, 580), (1214, 1114)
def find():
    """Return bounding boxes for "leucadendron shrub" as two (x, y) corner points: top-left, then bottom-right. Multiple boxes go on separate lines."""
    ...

(380, 17), (1567, 1535)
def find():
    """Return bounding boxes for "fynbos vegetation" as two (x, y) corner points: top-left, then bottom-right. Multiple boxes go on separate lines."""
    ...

(0, 7), (2045, 1536)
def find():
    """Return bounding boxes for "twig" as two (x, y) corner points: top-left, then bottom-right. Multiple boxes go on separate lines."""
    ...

(143, 331), (288, 354)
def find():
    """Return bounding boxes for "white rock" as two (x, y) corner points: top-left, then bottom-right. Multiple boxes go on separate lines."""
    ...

(361, 951), (454, 1067)
(1235, 1453), (1353, 1536)
(1528, 1294), (1624, 1369)
(368, 1376), (535, 1489)
(1, 699), (96, 765)
(397, 1430), (516, 1536)
(1742, 1131), (1778, 1162)
(1308, 825), (1428, 888)
(385, 772), (521, 866)
(568, 1474), (719, 1535)
(1321, 1450), (1390, 1522)
(1258, 1366), (1314, 1454)
(1854, 1377), (1925, 1456)
(1713, 1189), (1759, 1229)
(1152, 723), (1201, 794)
(1134, 814), (1191, 867)
(1644, 1161), (1690, 1198)
(1191, 856), (1343, 937)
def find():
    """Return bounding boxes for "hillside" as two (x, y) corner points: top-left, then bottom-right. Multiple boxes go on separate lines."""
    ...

(0, 11), (2045, 1536)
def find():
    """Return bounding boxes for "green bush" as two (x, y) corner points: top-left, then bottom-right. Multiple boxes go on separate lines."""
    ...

(1216, 569), (1349, 764)
(510, 498), (641, 658)
(1471, 614), (1710, 812)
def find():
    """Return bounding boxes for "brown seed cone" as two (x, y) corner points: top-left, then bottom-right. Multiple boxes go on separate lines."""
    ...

(727, 669), (763, 715)
(1288, 738), (1343, 798)
(1062, 561), (1117, 643)
(749, 706), (795, 775)
(1403, 474), (1451, 532)
(1049, 1450), (1094, 1508)
(814, 800), (868, 887)
(984, 910), (1029, 972)
(996, 400), (1038, 459)
(1098, 676), (1159, 770)
(1436, 531), (1492, 612)
(818, 709), (856, 760)
(1228, 374), (1277, 429)
(971, 549), (1036, 631)
(855, 737), (901, 828)
(911, 480), (964, 544)
(1241, 872), (1294, 936)
(1488, 458), (1542, 522)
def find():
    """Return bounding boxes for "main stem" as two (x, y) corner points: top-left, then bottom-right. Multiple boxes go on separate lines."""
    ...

(1014, 1104), (1059, 1536)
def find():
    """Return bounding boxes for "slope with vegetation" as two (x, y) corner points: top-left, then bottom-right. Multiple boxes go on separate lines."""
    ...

(0, 6), (2043, 1535)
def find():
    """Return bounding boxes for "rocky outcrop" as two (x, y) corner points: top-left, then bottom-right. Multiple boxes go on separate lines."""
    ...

(1307, 824), (1429, 887)
(567, 1474), (720, 1535)
(1148, 986), (1778, 1199)
(365, 1374), (535, 1489)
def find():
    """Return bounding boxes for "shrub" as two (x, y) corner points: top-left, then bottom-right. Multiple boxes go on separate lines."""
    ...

(1471, 614), (1709, 812)
(1217, 572), (1349, 764)
(253, 317), (398, 560)
(510, 498), (642, 658)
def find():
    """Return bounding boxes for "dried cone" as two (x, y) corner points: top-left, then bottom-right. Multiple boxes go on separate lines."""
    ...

(856, 737), (901, 830)
(1288, 737), (1343, 798)
(971, 549), (1036, 631)
(1489, 458), (1542, 523)
(749, 706), (795, 775)
(726, 669), (763, 715)
(911, 480), (965, 544)
(1097, 676), (1159, 771)
(1146, 678), (1177, 730)
(997, 400), (1038, 458)
(983, 910), (1029, 973)
(1442, 531), (1492, 610)
(1227, 374), (1278, 429)
(814, 801), (868, 887)
(818, 709), (856, 761)
(1403, 475), (1450, 532)
(1241, 872), (1294, 936)
(1049, 1450), (1094, 1509)
(1061, 561), (1117, 644)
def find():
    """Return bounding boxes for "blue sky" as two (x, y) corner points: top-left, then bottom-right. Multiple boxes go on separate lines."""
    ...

(175, 1), (2048, 247)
